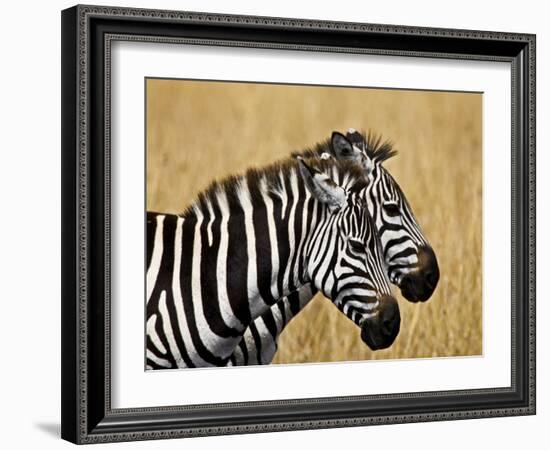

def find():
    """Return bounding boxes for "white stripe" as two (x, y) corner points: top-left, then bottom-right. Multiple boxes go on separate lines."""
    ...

(294, 190), (312, 282)
(158, 290), (185, 367)
(338, 257), (364, 273)
(342, 300), (379, 320)
(380, 229), (407, 249)
(282, 169), (299, 292)
(278, 171), (288, 219)
(341, 171), (350, 189)
(282, 299), (293, 326)
(242, 330), (259, 364)
(337, 283), (377, 299)
(146, 313), (166, 354)
(391, 254), (418, 266)
(192, 208), (239, 358)
(237, 179), (268, 318)
(205, 197), (215, 246)
(339, 275), (376, 289)
(260, 177), (280, 300)
(232, 345), (244, 366)
(255, 318), (276, 364)
(335, 287), (378, 307)
(146, 215), (165, 303)
(171, 217), (209, 367)
(312, 223), (338, 292)
(384, 214), (402, 225)
(271, 303), (284, 335)
(298, 284), (314, 309)
(331, 165), (338, 181)
(386, 240), (411, 260)
(146, 349), (172, 368)
(344, 299), (379, 312)
(309, 211), (333, 270)
(303, 196), (318, 258)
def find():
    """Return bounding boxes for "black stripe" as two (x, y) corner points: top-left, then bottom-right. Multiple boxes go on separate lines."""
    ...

(146, 214), (188, 367)
(277, 301), (287, 326)
(146, 335), (175, 369)
(249, 324), (264, 364)
(340, 294), (378, 304)
(297, 194), (315, 284)
(339, 259), (369, 278)
(338, 281), (376, 292)
(383, 235), (411, 258)
(146, 358), (172, 370)
(260, 309), (279, 342)
(288, 181), (306, 290)
(310, 212), (335, 287)
(146, 214), (176, 314)
(146, 211), (158, 269)
(276, 176), (293, 297)
(154, 215), (196, 368)
(379, 222), (404, 233)
(178, 215), (227, 366)
(165, 287), (196, 369)
(391, 262), (420, 270)
(198, 202), (242, 338)
(152, 314), (176, 367)
(389, 246), (417, 263)
(287, 290), (301, 316)
(226, 199), (252, 326)
(250, 181), (277, 305)
(238, 339), (249, 366)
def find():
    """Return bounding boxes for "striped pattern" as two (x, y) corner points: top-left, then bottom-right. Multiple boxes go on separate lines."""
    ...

(228, 130), (438, 365)
(146, 156), (394, 369)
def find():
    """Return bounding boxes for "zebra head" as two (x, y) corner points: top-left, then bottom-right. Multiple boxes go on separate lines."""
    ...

(329, 129), (440, 303)
(297, 157), (400, 351)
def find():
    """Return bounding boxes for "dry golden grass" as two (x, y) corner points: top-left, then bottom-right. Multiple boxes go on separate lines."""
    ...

(146, 78), (482, 363)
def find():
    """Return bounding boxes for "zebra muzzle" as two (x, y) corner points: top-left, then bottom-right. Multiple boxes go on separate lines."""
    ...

(398, 245), (440, 303)
(360, 295), (401, 350)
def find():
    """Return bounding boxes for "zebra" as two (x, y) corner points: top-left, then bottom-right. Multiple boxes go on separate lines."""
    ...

(228, 129), (440, 365)
(146, 155), (400, 369)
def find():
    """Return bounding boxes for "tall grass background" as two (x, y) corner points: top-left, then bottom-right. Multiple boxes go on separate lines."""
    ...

(146, 78), (482, 363)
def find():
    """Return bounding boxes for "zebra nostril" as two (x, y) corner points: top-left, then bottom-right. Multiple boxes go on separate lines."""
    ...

(381, 295), (400, 337)
(425, 271), (436, 288)
(401, 275), (411, 288)
(361, 295), (400, 350)
(419, 245), (439, 292)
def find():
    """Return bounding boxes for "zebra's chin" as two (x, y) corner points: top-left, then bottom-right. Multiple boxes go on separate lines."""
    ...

(360, 295), (401, 351)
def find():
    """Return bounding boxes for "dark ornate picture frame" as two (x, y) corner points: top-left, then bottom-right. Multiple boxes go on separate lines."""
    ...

(61, 4), (536, 444)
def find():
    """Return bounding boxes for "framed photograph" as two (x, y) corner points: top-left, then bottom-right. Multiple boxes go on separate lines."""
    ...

(61, 4), (536, 444)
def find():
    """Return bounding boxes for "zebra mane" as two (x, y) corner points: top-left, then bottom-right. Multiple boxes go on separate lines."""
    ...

(294, 130), (397, 164)
(182, 156), (368, 218)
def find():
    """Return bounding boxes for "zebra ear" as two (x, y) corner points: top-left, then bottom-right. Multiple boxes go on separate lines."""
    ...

(332, 131), (374, 175)
(331, 132), (361, 162)
(297, 157), (346, 212)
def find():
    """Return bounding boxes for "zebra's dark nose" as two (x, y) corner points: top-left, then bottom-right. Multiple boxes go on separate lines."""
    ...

(398, 245), (439, 303)
(425, 269), (437, 290)
(360, 295), (400, 350)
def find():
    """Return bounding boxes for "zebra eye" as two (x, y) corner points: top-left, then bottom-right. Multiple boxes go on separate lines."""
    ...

(349, 239), (365, 253)
(383, 202), (400, 216)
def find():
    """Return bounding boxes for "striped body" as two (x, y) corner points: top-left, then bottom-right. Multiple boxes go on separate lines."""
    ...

(146, 156), (398, 369)
(229, 130), (439, 365)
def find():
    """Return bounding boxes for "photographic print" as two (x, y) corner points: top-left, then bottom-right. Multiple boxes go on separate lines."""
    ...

(145, 79), (482, 369)
(61, 6), (535, 442)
